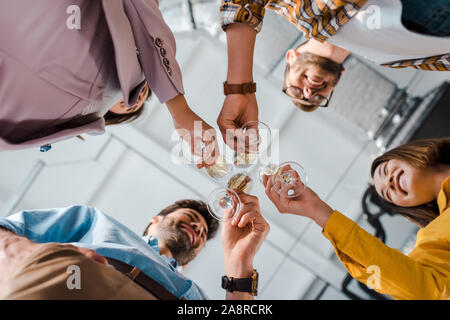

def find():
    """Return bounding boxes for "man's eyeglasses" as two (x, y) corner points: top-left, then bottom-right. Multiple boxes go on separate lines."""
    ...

(282, 86), (334, 107)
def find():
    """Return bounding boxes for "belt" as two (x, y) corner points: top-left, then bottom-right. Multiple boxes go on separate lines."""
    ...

(106, 257), (181, 300)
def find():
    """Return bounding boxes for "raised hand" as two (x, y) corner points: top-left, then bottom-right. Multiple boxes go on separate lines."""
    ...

(262, 174), (333, 228)
(221, 190), (269, 278)
(166, 94), (219, 169)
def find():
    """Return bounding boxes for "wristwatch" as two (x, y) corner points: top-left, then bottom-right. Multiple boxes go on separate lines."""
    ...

(223, 81), (256, 95)
(221, 269), (258, 296)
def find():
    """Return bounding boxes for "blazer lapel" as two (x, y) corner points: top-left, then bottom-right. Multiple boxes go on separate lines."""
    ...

(102, 0), (145, 107)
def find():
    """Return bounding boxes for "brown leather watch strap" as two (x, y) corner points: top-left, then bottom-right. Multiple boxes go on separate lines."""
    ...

(223, 81), (256, 95)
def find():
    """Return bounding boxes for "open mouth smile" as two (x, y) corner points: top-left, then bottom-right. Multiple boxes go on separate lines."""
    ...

(304, 75), (326, 90)
(180, 224), (197, 247)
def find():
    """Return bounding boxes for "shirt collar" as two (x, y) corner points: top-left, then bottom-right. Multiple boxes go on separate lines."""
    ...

(141, 235), (179, 269)
(437, 176), (450, 214)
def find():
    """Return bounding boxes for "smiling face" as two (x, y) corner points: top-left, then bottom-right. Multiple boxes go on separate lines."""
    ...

(284, 51), (342, 107)
(373, 159), (437, 207)
(151, 208), (209, 266)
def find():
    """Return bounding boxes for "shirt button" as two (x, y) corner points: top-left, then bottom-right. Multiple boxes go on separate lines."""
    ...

(136, 47), (140, 55)
(155, 38), (163, 47)
(160, 47), (166, 57)
(40, 144), (52, 152)
(167, 68), (172, 76)
(163, 58), (170, 67)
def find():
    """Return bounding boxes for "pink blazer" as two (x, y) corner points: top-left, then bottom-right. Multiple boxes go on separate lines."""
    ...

(0, 0), (184, 150)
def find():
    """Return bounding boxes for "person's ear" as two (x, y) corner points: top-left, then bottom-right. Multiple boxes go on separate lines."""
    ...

(341, 67), (345, 75)
(180, 263), (189, 270)
(286, 49), (299, 64)
(150, 216), (162, 225)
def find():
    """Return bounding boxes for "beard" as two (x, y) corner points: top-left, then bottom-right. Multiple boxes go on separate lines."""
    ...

(156, 218), (197, 266)
(289, 52), (343, 86)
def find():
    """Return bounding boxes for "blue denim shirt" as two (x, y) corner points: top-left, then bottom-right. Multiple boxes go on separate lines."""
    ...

(0, 205), (209, 300)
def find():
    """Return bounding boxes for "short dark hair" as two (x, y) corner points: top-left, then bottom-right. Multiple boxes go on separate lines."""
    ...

(143, 199), (219, 240)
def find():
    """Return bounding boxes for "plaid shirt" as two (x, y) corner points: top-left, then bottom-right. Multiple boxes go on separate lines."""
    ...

(220, 0), (450, 71)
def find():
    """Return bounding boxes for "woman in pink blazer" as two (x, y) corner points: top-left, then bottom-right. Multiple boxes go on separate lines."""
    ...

(0, 0), (212, 166)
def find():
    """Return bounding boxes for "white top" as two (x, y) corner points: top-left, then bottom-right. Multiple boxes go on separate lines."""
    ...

(327, 0), (450, 65)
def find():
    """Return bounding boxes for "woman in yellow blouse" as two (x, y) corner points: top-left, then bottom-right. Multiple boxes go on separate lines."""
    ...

(263, 138), (450, 299)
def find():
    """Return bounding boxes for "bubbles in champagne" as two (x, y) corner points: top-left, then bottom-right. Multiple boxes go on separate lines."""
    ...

(227, 173), (252, 194)
(234, 152), (257, 168)
(262, 164), (279, 176)
(206, 155), (230, 180)
(281, 172), (294, 184)
(273, 162), (308, 198)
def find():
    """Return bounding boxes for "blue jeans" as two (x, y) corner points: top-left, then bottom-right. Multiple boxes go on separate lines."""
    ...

(401, 0), (450, 37)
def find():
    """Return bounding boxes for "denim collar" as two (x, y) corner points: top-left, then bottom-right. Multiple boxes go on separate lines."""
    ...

(141, 235), (179, 269)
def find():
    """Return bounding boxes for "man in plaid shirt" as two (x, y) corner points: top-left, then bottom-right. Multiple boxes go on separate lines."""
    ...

(217, 0), (449, 138)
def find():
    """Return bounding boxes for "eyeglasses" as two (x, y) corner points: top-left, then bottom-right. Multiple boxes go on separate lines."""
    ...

(282, 86), (334, 107)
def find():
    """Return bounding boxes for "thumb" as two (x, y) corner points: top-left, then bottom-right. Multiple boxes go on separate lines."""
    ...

(222, 189), (242, 221)
(218, 118), (239, 138)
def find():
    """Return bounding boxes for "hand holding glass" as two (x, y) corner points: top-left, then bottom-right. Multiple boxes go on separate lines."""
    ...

(260, 161), (307, 198)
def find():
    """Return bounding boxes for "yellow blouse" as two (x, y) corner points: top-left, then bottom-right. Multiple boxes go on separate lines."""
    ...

(323, 177), (450, 300)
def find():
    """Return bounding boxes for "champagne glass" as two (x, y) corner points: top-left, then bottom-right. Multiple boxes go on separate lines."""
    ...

(177, 127), (233, 181)
(207, 188), (241, 221)
(176, 127), (216, 166)
(205, 154), (233, 181)
(227, 173), (253, 194)
(258, 163), (280, 184)
(269, 161), (308, 198)
(188, 130), (233, 181)
(234, 121), (272, 169)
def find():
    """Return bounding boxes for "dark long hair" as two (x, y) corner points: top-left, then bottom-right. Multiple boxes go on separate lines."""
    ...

(103, 105), (146, 126)
(104, 83), (151, 126)
(370, 138), (450, 227)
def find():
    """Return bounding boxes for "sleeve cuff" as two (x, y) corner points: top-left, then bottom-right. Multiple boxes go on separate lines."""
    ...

(220, 1), (266, 33)
(322, 210), (357, 248)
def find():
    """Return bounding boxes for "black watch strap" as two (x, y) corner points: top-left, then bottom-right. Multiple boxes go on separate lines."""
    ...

(221, 269), (258, 296)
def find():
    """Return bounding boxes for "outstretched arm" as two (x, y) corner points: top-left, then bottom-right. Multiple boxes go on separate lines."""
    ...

(221, 190), (270, 300)
(166, 94), (218, 169)
(218, 0), (266, 149)
(263, 175), (450, 300)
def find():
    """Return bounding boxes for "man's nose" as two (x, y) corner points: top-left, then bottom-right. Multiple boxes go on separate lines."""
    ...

(303, 86), (315, 99)
(191, 222), (204, 235)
